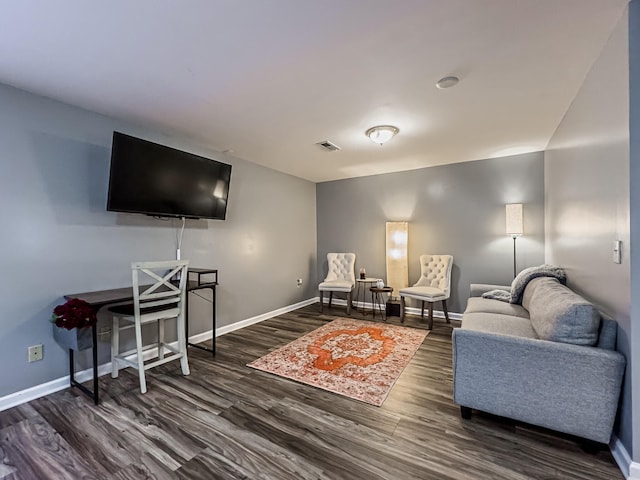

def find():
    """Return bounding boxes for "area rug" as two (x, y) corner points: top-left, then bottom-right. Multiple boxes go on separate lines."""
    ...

(247, 318), (429, 406)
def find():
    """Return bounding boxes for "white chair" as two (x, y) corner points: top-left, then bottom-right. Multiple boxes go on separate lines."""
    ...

(110, 260), (190, 394)
(319, 253), (356, 315)
(399, 254), (453, 329)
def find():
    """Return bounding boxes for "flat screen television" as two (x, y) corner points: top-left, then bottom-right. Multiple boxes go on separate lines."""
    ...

(107, 132), (232, 220)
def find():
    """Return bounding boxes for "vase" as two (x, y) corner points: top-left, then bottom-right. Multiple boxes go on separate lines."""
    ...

(53, 324), (93, 352)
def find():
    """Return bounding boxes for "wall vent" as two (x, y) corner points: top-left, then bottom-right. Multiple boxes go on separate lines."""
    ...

(316, 140), (341, 151)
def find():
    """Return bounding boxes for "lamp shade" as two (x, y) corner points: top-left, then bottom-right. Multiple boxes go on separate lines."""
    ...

(505, 203), (524, 236)
(386, 222), (408, 295)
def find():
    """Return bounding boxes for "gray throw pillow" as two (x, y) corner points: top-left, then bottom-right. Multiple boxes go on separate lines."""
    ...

(481, 289), (511, 302)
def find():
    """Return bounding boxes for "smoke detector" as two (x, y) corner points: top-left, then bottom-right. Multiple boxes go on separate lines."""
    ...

(436, 76), (459, 89)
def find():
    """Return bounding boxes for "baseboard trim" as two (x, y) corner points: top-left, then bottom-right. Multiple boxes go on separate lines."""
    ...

(0, 362), (115, 412)
(611, 435), (639, 479)
(0, 297), (318, 412)
(216, 297), (318, 337)
(322, 298), (463, 321)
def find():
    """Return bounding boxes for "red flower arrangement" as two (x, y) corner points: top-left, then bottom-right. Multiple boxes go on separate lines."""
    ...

(51, 298), (97, 330)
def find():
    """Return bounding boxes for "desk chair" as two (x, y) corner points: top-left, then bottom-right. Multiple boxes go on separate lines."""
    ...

(110, 260), (190, 393)
(399, 254), (453, 329)
(319, 253), (356, 315)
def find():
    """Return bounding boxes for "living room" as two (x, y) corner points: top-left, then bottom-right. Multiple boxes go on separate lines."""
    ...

(0, 1), (638, 479)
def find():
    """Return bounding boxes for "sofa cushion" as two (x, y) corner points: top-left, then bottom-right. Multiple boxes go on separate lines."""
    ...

(527, 277), (600, 346)
(465, 297), (529, 319)
(462, 312), (538, 339)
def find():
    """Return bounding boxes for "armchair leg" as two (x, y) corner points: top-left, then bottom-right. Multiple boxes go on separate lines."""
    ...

(347, 291), (352, 315)
(400, 296), (406, 322)
(329, 292), (333, 308)
(421, 301), (425, 319)
(460, 406), (472, 419)
(442, 300), (450, 323)
(320, 291), (324, 313)
(428, 302), (434, 330)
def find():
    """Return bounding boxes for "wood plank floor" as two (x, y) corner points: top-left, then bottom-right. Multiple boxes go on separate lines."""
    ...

(0, 305), (624, 479)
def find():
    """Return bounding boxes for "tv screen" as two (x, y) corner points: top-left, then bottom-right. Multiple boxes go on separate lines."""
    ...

(107, 132), (232, 220)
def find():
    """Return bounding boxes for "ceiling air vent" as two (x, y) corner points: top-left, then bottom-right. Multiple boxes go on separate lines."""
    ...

(316, 140), (341, 152)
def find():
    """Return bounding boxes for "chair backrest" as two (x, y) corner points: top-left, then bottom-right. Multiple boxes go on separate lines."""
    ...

(324, 253), (356, 282)
(131, 260), (189, 316)
(413, 254), (453, 295)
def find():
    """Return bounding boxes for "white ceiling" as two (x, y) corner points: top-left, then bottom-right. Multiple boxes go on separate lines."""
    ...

(0, 0), (629, 182)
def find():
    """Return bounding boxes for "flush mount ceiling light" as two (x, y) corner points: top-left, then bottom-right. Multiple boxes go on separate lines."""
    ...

(435, 76), (459, 89)
(365, 125), (399, 145)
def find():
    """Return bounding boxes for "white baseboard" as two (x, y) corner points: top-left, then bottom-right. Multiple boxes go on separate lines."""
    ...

(0, 297), (318, 412)
(323, 297), (463, 321)
(0, 362), (115, 412)
(611, 435), (639, 479)
(216, 297), (318, 336)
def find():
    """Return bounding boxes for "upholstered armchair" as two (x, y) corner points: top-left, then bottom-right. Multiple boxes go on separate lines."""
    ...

(319, 253), (356, 315)
(399, 254), (453, 329)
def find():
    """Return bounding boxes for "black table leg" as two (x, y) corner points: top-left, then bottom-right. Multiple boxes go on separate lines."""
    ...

(211, 285), (216, 355)
(187, 285), (216, 357)
(92, 325), (98, 404)
(69, 324), (99, 405)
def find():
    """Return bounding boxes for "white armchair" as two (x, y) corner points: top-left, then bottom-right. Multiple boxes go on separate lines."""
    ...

(399, 254), (453, 329)
(319, 253), (356, 315)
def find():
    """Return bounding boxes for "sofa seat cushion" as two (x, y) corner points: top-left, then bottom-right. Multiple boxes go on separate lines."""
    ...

(527, 277), (600, 346)
(462, 312), (538, 339)
(465, 297), (529, 319)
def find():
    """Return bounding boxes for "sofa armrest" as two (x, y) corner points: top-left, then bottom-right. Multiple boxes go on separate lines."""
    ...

(469, 283), (511, 297)
(452, 328), (625, 443)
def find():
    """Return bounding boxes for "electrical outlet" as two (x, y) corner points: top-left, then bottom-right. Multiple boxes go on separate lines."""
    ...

(297, 278), (303, 287)
(28, 344), (43, 362)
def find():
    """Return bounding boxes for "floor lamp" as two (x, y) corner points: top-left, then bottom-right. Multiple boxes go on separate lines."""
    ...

(505, 204), (523, 278)
(386, 222), (408, 299)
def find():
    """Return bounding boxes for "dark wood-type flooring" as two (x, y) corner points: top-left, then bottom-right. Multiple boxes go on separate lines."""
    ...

(0, 305), (624, 479)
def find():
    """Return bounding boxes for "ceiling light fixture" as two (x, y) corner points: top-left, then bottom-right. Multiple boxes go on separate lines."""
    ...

(436, 76), (459, 89)
(366, 125), (399, 145)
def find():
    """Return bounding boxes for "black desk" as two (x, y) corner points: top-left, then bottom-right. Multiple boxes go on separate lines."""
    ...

(64, 267), (218, 404)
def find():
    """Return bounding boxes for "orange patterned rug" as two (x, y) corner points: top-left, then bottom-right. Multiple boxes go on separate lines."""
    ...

(247, 318), (429, 406)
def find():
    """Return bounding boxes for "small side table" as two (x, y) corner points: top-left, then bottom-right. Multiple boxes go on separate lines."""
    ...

(354, 278), (378, 314)
(370, 286), (394, 321)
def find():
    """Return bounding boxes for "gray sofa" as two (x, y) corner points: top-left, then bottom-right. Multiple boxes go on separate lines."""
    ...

(452, 277), (626, 444)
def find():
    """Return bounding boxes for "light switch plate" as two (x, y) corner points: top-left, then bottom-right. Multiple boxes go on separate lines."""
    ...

(613, 240), (622, 264)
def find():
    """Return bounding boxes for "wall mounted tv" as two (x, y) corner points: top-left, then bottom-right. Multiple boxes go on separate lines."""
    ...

(107, 132), (232, 220)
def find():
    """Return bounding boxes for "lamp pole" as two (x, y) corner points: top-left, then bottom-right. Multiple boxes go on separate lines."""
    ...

(512, 235), (518, 278)
(506, 203), (524, 279)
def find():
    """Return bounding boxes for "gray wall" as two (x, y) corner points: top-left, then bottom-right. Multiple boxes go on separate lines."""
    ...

(0, 82), (317, 398)
(630, 0), (640, 462)
(545, 8), (632, 454)
(316, 153), (545, 314)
